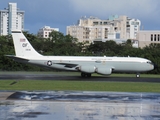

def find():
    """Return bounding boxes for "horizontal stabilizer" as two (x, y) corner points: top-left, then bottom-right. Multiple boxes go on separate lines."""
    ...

(6, 55), (29, 62)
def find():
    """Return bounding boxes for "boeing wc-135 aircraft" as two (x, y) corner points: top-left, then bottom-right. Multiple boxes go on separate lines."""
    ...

(7, 30), (155, 78)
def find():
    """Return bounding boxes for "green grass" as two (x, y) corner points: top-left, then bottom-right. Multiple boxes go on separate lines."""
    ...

(0, 80), (160, 93)
(110, 74), (160, 78)
(0, 72), (160, 93)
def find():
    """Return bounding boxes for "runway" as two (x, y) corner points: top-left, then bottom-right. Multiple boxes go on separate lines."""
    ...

(0, 71), (160, 82)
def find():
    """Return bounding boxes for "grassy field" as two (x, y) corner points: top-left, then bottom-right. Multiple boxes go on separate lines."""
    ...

(0, 72), (160, 93)
(0, 80), (160, 93)
(110, 74), (160, 78)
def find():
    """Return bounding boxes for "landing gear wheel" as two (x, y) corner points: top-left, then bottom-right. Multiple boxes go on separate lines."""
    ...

(81, 72), (86, 77)
(136, 74), (140, 78)
(87, 73), (91, 78)
(81, 72), (92, 78)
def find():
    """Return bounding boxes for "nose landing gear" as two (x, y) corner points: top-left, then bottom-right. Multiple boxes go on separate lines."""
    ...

(136, 73), (140, 78)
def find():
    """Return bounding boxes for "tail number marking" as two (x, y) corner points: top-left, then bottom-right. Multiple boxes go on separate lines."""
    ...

(22, 43), (28, 47)
(22, 43), (31, 51)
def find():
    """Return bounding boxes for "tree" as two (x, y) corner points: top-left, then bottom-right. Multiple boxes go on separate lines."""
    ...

(49, 31), (64, 43)
(87, 40), (123, 56)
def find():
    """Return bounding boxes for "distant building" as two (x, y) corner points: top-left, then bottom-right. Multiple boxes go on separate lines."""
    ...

(67, 15), (141, 48)
(0, 3), (24, 35)
(137, 30), (160, 48)
(37, 26), (59, 38)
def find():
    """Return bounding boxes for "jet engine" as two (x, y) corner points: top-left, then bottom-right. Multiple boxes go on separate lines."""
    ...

(79, 66), (96, 73)
(96, 67), (112, 75)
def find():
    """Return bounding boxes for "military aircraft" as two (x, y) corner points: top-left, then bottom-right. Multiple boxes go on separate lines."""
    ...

(7, 30), (154, 77)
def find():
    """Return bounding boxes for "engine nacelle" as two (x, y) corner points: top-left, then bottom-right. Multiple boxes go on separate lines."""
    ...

(96, 67), (112, 75)
(80, 65), (96, 73)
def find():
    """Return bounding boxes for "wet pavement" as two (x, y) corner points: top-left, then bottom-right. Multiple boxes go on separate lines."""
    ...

(0, 91), (160, 120)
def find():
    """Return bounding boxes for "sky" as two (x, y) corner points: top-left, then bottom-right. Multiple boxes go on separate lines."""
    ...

(1, 0), (160, 34)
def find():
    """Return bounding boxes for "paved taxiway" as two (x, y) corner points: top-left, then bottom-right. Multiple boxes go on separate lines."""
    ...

(0, 72), (160, 82)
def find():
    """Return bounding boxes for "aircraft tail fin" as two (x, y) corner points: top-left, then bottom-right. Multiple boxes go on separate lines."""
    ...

(11, 30), (42, 57)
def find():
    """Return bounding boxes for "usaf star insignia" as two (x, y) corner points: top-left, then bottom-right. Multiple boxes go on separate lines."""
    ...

(47, 60), (52, 66)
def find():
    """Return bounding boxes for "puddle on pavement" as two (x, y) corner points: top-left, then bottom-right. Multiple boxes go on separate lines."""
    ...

(0, 91), (160, 120)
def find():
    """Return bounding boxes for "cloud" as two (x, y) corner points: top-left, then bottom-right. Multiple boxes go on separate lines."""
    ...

(1, 0), (160, 34)
(69, 0), (159, 19)
(69, 0), (160, 30)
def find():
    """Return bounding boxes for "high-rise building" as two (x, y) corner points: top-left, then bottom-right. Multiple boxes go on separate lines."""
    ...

(67, 15), (141, 44)
(0, 3), (24, 35)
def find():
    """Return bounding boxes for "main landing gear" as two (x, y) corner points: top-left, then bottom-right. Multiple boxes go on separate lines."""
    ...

(81, 72), (91, 78)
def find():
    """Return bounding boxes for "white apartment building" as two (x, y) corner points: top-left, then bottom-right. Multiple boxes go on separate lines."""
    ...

(37, 26), (59, 38)
(67, 15), (141, 47)
(137, 30), (160, 48)
(67, 16), (117, 43)
(0, 3), (24, 35)
(125, 18), (141, 40)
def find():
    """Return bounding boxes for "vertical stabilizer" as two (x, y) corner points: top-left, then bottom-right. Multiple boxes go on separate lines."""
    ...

(11, 30), (42, 57)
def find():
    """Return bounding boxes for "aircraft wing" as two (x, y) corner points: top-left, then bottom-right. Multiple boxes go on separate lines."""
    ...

(56, 63), (78, 68)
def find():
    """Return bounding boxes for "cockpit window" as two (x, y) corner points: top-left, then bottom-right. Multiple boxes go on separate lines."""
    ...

(147, 61), (153, 65)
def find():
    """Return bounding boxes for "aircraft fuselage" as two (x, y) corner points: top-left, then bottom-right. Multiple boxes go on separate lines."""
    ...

(16, 56), (154, 73)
